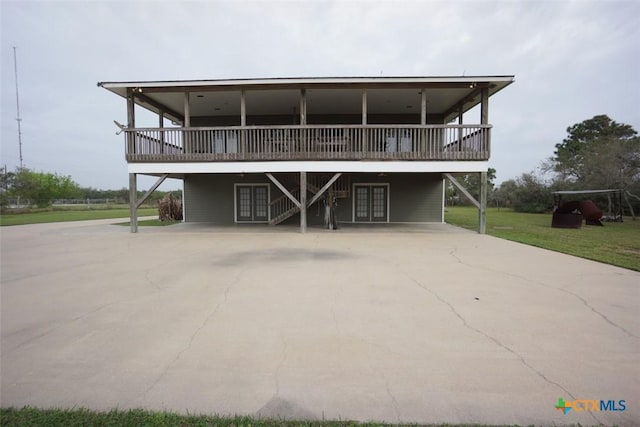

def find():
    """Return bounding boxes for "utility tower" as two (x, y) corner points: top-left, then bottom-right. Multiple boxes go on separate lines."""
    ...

(13, 46), (24, 168)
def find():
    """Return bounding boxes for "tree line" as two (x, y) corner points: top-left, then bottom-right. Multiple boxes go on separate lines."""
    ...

(0, 168), (179, 209)
(450, 115), (640, 214)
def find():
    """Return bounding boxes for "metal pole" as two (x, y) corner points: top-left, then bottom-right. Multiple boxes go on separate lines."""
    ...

(13, 47), (24, 168)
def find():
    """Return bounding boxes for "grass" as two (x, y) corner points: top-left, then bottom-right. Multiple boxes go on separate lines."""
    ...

(0, 206), (158, 226)
(0, 407), (578, 427)
(445, 206), (640, 271)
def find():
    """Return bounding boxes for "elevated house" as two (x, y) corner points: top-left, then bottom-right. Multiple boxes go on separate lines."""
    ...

(98, 76), (514, 233)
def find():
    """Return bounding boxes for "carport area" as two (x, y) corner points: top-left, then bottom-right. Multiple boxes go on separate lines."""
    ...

(1, 220), (638, 426)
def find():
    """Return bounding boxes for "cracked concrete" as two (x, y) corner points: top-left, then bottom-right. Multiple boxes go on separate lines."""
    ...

(405, 274), (602, 425)
(1, 220), (639, 426)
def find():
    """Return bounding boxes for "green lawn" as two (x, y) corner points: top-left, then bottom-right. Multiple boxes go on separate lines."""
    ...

(0, 207), (158, 226)
(0, 407), (556, 427)
(446, 206), (640, 271)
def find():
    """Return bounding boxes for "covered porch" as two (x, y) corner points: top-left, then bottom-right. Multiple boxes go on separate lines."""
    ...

(128, 168), (489, 235)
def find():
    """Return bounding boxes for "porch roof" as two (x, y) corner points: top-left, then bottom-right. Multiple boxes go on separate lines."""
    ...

(98, 75), (514, 123)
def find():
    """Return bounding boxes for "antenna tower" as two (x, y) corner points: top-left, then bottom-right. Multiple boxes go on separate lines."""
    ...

(13, 46), (24, 168)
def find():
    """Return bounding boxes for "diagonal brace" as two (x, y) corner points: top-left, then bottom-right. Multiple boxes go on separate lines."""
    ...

(444, 173), (480, 209)
(266, 173), (301, 209)
(307, 173), (342, 207)
(136, 173), (169, 209)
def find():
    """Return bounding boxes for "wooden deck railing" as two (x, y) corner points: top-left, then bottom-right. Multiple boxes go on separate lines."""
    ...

(124, 124), (491, 162)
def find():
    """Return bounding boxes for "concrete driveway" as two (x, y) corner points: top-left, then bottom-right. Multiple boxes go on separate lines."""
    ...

(1, 220), (638, 426)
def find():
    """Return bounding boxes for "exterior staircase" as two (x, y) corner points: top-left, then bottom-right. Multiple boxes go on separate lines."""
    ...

(269, 173), (350, 225)
(269, 188), (301, 225)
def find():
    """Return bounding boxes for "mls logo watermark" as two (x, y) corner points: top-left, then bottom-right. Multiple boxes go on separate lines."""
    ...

(555, 397), (626, 414)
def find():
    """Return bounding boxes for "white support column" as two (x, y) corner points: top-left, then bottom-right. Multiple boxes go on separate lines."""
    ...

(129, 173), (138, 233)
(300, 171), (307, 233)
(479, 171), (488, 234)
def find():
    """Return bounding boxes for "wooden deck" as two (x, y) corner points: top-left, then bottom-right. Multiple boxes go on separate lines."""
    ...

(124, 124), (491, 162)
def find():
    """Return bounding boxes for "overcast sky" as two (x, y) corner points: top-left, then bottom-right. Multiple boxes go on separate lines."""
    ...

(1, 0), (639, 190)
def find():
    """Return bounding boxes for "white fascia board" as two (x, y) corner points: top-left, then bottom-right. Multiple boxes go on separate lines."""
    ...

(128, 161), (489, 174)
(98, 76), (514, 90)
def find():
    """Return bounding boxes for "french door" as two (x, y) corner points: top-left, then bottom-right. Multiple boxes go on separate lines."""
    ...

(354, 184), (388, 222)
(236, 185), (269, 222)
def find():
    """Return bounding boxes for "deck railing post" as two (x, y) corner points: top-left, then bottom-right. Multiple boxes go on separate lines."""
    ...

(480, 88), (489, 158)
(126, 88), (136, 156)
(421, 89), (427, 156)
(159, 111), (165, 154)
(183, 92), (191, 154)
(458, 103), (464, 158)
(125, 130), (133, 157)
(361, 90), (368, 157)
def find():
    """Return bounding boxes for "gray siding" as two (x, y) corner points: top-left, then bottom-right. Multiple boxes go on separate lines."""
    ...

(184, 172), (443, 224)
(184, 174), (277, 223)
(335, 173), (443, 223)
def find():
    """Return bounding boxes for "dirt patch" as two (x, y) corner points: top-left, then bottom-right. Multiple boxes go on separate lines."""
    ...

(618, 249), (640, 255)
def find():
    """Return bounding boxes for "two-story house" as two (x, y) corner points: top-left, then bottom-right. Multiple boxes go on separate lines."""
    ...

(98, 76), (514, 233)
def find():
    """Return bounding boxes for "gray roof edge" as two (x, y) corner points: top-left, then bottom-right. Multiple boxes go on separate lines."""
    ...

(97, 75), (515, 89)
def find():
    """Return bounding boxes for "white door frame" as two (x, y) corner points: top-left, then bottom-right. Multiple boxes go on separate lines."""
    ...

(233, 183), (271, 223)
(352, 183), (390, 223)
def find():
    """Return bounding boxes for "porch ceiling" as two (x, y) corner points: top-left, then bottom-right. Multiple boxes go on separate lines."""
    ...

(98, 76), (514, 123)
